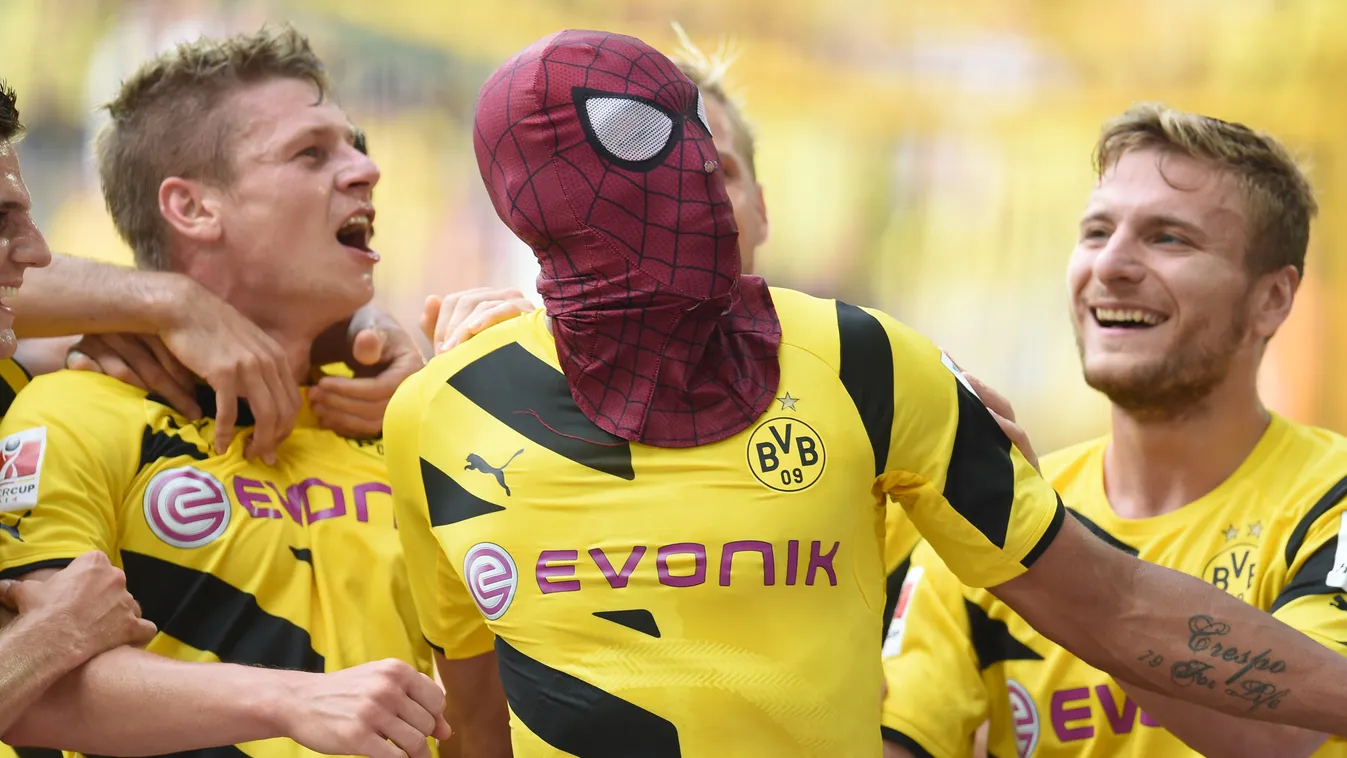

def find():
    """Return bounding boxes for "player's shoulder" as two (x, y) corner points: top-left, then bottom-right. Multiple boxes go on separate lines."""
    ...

(388, 311), (547, 429)
(768, 286), (936, 368)
(1258, 416), (1347, 505)
(1039, 436), (1109, 488)
(3, 369), (147, 427)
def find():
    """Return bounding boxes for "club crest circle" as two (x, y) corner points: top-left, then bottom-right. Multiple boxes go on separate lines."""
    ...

(746, 417), (826, 492)
(464, 542), (519, 620)
(143, 466), (231, 549)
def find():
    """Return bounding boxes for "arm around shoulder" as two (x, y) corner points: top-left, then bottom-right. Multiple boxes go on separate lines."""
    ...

(992, 513), (1347, 736)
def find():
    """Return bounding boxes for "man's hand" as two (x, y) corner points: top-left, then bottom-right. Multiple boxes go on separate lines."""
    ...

(280, 659), (452, 758)
(964, 373), (1039, 473)
(420, 287), (535, 355)
(154, 282), (301, 463)
(310, 307), (424, 439)
(67, 334), (200, 418)
(0, 552), (157, 666)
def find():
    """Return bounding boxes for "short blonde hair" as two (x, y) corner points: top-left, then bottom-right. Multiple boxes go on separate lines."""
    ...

(669, 22), (759, 179)
(97, 25), (330, 271)
(1094, 103), (1317, 276)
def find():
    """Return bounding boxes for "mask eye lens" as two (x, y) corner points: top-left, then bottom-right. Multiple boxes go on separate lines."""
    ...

(583, 97), (675, 162)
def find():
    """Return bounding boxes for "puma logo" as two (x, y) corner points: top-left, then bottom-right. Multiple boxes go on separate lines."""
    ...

(0, 510), (30, 542)
(1332, 594), (1347, 613)
(465, 449), (524, 496)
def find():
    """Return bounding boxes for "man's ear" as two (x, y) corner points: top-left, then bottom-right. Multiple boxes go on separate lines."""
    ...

(159, 177), (223, 244)
(1253, 264), (1300, 341)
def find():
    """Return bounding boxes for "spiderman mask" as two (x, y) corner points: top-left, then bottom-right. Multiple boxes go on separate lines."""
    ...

(474, 30), (782, 448)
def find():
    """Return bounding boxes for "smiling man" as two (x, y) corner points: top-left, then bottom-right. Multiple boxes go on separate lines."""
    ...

(880, 104), (1347, 758)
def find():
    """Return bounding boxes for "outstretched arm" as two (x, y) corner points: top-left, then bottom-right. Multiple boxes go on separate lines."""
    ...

(993, 516), (1347, 734)
(5, 647), (450, 758)
(0, 552), (157, 734)
(10, 254), (190, 339)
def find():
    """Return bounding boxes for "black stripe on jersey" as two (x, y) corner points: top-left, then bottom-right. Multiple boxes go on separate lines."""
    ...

(90, 744), (253, 758)
(879, 728), (936, 758)
(421, 457), (505, 526)
(944, 376), (1017, 548)
(14, 746), (61, 758)
(1284, 474), (1347, 568)
(835, 301), (894, 478)
(593, 609), (662, 638)
(1020, 496), (1066, 569)
(148, 384), (257, 428)
(880, 552), (913, 641)
(1269, 539), (1344, 613)
(495, 636), (681, 757)
(121, 550), (325, 672)
(139, 425), (209, 470)
(965, 599), (1043, 670)
(0, 371), (19, 417)
(449, 343), (634, 480)
(1068, 507), (1139, 557)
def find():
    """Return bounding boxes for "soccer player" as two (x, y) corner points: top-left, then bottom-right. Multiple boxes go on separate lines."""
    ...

(880, 105), (1347, 758)
(418, 24), (921, 642)
(0, 27), (451, 758)
(385, 30), (1347, 757)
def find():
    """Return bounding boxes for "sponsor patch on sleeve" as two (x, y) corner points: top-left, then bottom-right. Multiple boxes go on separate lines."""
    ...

(941, 351), (980, 399)
(882, 566), (925, 658)
(1325, 512), (1347, 591)
(0, 427), (46, 512)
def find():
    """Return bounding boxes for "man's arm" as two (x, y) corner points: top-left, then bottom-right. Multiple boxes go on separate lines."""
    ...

(10, 254), (190, 338)
(434, 651), (511, 758)
(5, 646), (450, 758)
(0, 551), (158, 734)
(9, 255), (299, 461)
(992, 516), (1347, 734)
(1119, 682), (1325, 758)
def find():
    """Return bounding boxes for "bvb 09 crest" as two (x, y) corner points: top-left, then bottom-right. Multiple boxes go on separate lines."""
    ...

(746, 417), (826, 492)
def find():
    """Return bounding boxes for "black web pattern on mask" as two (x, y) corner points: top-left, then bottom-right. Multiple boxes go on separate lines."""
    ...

(476, 31), (780, 446)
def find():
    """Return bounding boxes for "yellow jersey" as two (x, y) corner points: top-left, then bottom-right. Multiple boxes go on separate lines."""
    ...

(0, 371), (435, 758)
(0, 357), (45, 758)
(879, 414), (1347, 758)
(385, 287), (1064, 757)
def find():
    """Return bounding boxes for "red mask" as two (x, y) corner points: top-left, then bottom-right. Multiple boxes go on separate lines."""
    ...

(474, 29), (781, 448)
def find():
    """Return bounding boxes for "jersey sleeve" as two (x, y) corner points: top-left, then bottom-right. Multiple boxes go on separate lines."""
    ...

(847, 305), (1064, 589)
(384, 369), (496, 660)
(880, 541), (989, 758)
(0, 372), (139, 579)
(1268, 484), (1347, 655)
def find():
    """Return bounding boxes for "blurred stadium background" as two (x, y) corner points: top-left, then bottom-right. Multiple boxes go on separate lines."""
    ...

(2, 0), (1344, 453)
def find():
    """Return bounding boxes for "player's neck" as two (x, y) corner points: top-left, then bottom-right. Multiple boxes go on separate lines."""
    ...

(1103, 375), (1270, 520)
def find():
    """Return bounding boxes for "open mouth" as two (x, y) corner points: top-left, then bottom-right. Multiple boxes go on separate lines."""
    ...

(1091, 307), (1168, 330)
(336, 213), (374, 253)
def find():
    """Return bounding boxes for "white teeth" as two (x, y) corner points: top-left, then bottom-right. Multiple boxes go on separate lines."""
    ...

(1094, 307), (1163, 325)
(340, 215), (370, 232)
(0, 287), (18, 300)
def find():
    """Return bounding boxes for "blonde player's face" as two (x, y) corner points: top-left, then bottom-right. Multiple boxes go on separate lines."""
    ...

(704, 95), (768, 275)
(214, 77), (381, 321)
(1066, 147), (1272, 414)
(0, 143), (52, 358)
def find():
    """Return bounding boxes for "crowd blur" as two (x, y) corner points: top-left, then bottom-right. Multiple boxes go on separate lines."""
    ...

(6, 0), (1347, 451)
